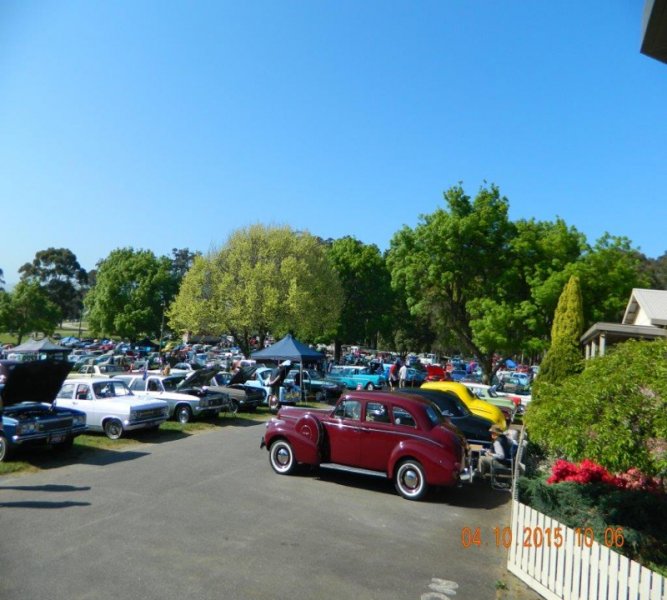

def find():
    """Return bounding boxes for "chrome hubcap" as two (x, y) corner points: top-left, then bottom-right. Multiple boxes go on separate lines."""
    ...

(276, 447), (290, 466)
(403, 468), (419, 489)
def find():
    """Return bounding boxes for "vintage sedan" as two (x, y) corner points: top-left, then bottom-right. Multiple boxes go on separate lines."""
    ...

(209, 372), (269, 412)
(421, 381), (506, 429)
(462, 382), (521, 423)
(283, 368), (344, 403)
(0, 360), (87, 462)
(261, 391), (472, 500)
(328, 366), (387, 390)
(394, 388), (494, 446)
(55, 378), (169, 439)
(117, 371), (232, 423)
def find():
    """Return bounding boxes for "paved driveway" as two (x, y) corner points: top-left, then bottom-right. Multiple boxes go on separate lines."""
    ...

(0, 420), (512, 600)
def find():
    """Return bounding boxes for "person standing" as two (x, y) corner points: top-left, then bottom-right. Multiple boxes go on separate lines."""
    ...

(389, 359), (400, 390)
(268, 360), (291, 411)
(398, 362), (408, 388)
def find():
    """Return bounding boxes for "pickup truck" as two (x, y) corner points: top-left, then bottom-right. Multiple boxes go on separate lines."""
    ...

(261, 390), (472, 500)
(116, 369), (232, 423)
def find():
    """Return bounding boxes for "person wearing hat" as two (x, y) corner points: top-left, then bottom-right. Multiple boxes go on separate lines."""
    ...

(478, 424), (513, 479)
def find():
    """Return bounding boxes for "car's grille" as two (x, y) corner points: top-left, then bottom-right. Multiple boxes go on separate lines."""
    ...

(135, 408), (164, 421)
(42, 417), (73, 432)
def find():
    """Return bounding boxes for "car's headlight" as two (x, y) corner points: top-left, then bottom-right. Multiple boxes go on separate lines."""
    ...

(162, 407), (169, 417)
(17, 422), (39, 434)
(130, 410), (138, 421)
(73, 415), (86, 427)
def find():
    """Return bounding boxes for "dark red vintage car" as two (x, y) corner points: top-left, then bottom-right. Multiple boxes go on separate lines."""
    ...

(261, 391), (472, 500)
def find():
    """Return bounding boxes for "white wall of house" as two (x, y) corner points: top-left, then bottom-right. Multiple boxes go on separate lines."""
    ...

(633, 306), (652, 326)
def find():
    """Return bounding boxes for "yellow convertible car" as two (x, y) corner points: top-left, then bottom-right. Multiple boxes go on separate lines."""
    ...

(420, 381), (506, 429)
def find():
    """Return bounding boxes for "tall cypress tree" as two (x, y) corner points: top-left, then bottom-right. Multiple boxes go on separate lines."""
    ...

(537, 275), (584, 384)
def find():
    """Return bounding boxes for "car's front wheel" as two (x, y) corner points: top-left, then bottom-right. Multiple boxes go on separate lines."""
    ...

(103, 418), (124, 440)
(175, 405), (192, 424)
(365, 382), (374, 391)
(0, 433), (9, 462)
(269, 439), (297, 475)
(394, 459), (428, 500)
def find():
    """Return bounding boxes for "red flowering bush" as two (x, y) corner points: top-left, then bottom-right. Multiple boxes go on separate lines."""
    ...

(547, 459), (664, 494)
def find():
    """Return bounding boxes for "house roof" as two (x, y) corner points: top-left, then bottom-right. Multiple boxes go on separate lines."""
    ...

(622, 288), (667, 327)
(581, 321), (667, 345)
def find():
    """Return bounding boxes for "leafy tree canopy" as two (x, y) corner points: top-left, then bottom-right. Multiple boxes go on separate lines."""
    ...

(327, 237), (394, 354)
(387, 183), (651, 379)
(168, 225), (343, 356)
(19, 247), (88, 322)
(84, 248), (177, 341)
(0, 281), (61, 344)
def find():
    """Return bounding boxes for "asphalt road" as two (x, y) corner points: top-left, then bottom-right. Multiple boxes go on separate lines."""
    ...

(0, 419), (513, 600)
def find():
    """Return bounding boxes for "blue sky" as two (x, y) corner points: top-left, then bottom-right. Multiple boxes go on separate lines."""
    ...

(1, 1), (665, 287)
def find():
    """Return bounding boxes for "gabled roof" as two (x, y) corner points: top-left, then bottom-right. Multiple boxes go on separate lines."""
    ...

(622, 288), (667, 327)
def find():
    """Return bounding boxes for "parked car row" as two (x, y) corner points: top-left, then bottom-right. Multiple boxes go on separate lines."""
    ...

(0, 360), (239, 461)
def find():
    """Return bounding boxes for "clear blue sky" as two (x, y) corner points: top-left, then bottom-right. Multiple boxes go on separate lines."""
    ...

(1, 1), (665, 287)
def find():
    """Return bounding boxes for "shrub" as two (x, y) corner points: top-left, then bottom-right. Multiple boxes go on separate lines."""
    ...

(518, 475), (667, 574)
(525, 339), (667, 477)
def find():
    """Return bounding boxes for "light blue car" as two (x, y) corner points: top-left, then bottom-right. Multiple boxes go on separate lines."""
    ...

(328, 366), (387, 390)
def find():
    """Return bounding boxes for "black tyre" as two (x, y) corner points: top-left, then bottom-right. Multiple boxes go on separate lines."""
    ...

(315, 391), (325, 403)
(175, 405), (192, 424)
(228, 400), (239, 416)
(103, 418), (124, 440)
(0, 433), (9, 462)
(394, 459), (428, 500)
(365, 382), (374, 391)
(269, 439), (297, 475)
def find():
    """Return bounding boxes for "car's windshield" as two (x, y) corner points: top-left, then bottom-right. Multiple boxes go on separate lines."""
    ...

(425, 404), (443, 426)
(93, 380), (132, 397)
(162, 376), (185, 391)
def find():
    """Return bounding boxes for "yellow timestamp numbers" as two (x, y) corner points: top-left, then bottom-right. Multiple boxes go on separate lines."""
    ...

(461, 526), (625, 549)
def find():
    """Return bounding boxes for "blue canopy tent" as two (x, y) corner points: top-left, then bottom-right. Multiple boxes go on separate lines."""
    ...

(251, 334), (325, 402)
(250, 334), (325, 364)
(504, 358), (517, 369)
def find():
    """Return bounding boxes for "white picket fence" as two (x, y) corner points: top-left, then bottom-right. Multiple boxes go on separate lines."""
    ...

(507, 499), (667, 600)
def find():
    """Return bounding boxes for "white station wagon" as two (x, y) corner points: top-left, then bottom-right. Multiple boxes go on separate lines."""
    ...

(55, 378), (169, 439)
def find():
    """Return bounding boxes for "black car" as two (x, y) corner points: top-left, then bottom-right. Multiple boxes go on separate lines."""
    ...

(395, 388), (494, 445)
(0, 360), (87, 462)
(210, 371), (264, 412)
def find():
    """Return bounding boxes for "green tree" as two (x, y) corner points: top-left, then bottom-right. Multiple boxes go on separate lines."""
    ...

(387, 184), (518, 380)
(170, 247), (200, 282)
(84, 248), (177, 341)
(536, 275), (585, 384)
(19, 247), (88, 322)
(168, 225), (343, 356)
(327, 237), (394, 360)
(0, 281), (61, 344)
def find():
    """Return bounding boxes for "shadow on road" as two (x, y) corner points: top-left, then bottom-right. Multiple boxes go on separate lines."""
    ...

(0, 500), (91, 509)
(310, 467), (512, 508)
(0, 484), (91, 492)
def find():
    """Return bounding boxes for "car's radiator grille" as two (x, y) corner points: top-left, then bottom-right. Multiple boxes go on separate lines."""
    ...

(42, 417), (73, 432)
(135, 408), (164, 421)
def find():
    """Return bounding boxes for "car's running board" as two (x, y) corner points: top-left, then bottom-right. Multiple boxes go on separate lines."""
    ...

(319, 463), (388, 479)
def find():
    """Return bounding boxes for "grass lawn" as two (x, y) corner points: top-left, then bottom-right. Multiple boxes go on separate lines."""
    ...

(0, 408), (277, 477)
(0, 396), (331, 477)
